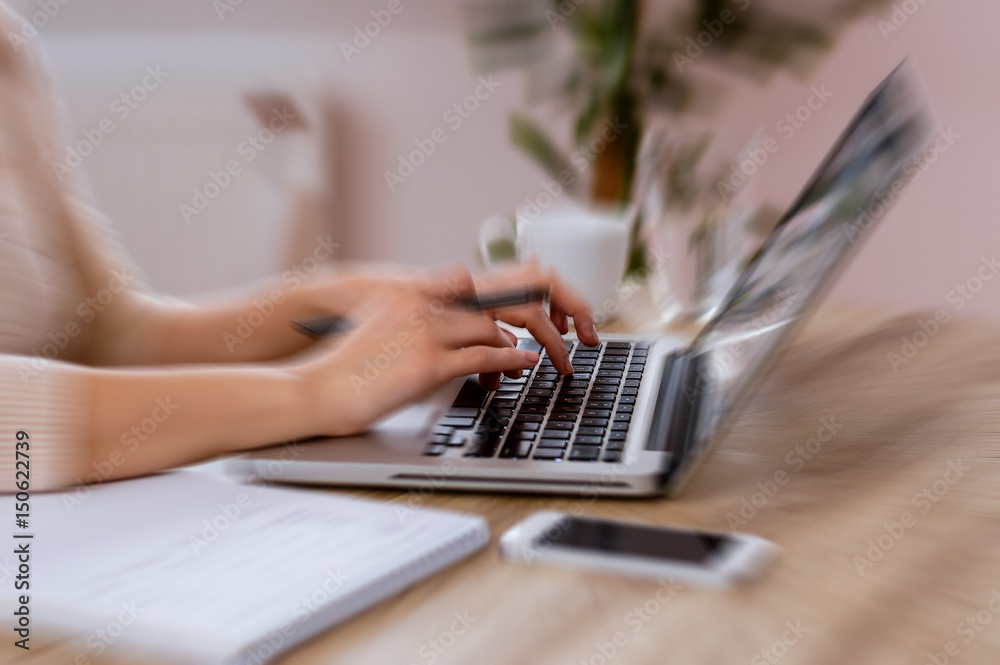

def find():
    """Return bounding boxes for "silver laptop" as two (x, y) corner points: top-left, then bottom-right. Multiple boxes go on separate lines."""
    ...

(236, 61), (932, 497)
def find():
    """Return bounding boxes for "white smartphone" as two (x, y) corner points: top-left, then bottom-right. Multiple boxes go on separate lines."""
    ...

(500, 511), (780, 588)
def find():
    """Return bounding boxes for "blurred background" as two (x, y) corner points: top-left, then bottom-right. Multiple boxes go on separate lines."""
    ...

(14, 0), (996, 315)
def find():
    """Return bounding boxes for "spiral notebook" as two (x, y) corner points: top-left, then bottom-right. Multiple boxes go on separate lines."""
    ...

(17, 471), (489, 664)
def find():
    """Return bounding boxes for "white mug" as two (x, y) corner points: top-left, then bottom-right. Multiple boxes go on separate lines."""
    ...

(480, 207), (629, 315)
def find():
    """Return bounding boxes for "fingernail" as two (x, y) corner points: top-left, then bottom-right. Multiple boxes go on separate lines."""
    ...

(589, 323), (599, 340)
(523, 351), (540, 363)
(564, 354), (573, 375)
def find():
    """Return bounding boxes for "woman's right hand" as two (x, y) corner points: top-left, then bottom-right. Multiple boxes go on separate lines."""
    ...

(290, 279), (540, 437)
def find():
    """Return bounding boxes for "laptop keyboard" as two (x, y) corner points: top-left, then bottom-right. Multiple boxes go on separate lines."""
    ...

(424, 340), (649, 462)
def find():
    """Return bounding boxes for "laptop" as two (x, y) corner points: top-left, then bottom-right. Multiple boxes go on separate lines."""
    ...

(237, 61), (933, 497)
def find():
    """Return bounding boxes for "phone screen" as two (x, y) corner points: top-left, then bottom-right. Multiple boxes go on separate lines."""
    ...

(538, 517), (733, 564)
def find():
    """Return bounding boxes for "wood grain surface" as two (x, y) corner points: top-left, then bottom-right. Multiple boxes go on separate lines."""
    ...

(9, 304), (1000, 665)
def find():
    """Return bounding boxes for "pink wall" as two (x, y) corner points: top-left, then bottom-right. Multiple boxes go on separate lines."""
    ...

(29, 0), (1000, 315)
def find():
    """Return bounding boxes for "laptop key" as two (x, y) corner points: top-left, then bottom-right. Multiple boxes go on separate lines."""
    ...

(626, 372), (643, 381)
(568, 446), (601, 461)
(516, 430), (538, 440)
(603, 450), (623, 463)
(499, 439), (534, 459)
(527, 389), (554, 397)
(623, 380), (641, 388)
(425, 444), (447, 456)
(611, 422), (629, 431)
(594, 378), (621, 386)
(613, 413), (632, 422)
(577, 427), (605, 437)
(440, 416), (476, 428)
(536, 437), (567, 448)
(544, 421), (574, 430)
(446, 407), (480, 418)
(616, 404), (634, 413)
(605, 440), (625, 451)
(549, 412), (577, 422)
(464, 430), (502, 457)
(512, 421), (541, 431)
(583, 409), (611, 418)
(580, 418), (609, 427)
(607, 431), (627, 441)
(522, 396), (550, 405)
(517, 339), (542, 353)
(532, 381), (557, 389)
(621, 388), (638, 396)
(560, 388), (588, 396)
(617, 395), (636, 404)
(520, 405), (548, 415)
(586, 400), (614, 410)
(573, 436), (604, 446)
(552, 403), (581, 413)
(516, 414), (545, 423)
(533, 448), (565, 460)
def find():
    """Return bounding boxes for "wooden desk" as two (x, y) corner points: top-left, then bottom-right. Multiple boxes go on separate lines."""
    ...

(281, 305), (1000, 665)
(10, 306), (998, 665)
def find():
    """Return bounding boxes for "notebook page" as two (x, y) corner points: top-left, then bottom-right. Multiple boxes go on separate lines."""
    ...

(8, 471), (489, 663)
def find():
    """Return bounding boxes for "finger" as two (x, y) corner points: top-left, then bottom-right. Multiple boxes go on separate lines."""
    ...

(543, 270), (599, 346)
(418, 263), (476, 303)
(550, 303), (569, 335)
(433, 311), (512, 350)
(444, 346), (540, 379)
(498, 329), (523, 379)
(479, 330), (515, 388)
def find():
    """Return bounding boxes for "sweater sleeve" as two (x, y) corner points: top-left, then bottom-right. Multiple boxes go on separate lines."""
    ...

(0, 356), (89, 493)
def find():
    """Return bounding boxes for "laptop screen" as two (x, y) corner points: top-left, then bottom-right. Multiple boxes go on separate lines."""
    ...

(684, 60), (934, 455)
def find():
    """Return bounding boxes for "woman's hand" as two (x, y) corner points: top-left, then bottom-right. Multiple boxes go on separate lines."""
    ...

(290, 277), (540, 437)
(471, 260), (600, 375)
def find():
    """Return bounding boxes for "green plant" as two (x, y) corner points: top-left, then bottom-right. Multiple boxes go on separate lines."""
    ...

(463, 0), (892, 274)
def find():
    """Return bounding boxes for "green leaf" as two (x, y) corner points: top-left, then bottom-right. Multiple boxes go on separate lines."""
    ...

(509, 112), (577, 183)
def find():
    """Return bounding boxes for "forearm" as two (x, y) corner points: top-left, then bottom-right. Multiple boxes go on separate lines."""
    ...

(85, 363), (320, 481)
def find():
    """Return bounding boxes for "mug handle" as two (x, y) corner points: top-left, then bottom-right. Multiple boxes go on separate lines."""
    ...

(478, 214), (518, 269)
